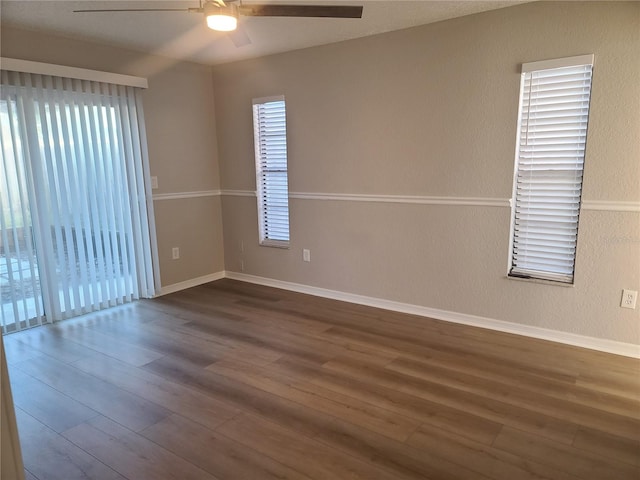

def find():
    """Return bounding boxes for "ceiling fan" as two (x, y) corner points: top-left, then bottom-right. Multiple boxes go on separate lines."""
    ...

(73, 1), (364, 37)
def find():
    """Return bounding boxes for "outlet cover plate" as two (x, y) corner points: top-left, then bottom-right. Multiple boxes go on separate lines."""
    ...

(621, 289), (637, 309)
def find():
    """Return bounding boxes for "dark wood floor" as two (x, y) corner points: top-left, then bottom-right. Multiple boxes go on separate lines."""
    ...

(4, 279), (639, 480)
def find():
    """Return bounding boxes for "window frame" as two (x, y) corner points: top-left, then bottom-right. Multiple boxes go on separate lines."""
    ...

(252, 95), (290, 248)
(507, 54), (594, 285)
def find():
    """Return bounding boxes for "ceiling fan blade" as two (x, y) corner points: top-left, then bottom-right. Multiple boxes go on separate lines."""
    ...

(228, 25), (252, 47)
(238, 4), (363, 18)
(73, 8), (194, 13)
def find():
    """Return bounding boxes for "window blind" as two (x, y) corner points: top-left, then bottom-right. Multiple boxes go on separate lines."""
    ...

(1, 69), (158, 333)
(509, 56), (594, 284)
(253, 96), (290, 247)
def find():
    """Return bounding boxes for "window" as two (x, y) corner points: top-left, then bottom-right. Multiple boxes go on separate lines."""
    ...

(253, 95), (290, 247)
(508, 55), (594, 284)
(1, 69), (157, 333)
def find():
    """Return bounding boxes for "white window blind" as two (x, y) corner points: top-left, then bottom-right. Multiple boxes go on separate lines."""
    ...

(509, 55), (594, 284)
(1, 69), (158, 333)
(253, 96), (290, 247)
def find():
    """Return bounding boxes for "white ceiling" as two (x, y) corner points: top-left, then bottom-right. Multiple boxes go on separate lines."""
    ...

(1, 1), (530, 65)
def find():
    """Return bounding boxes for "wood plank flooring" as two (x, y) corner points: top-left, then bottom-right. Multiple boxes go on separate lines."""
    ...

(4, 279), (640, 480)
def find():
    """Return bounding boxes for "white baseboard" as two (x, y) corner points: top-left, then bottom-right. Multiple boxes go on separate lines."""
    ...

(158, 271), (225, 296)
(225, 271), (640, 359)
(155, 270), (639, 358)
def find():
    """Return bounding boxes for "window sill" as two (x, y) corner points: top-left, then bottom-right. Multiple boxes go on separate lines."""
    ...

(505, 275), (575, 288)
(259, 240), (290, 249)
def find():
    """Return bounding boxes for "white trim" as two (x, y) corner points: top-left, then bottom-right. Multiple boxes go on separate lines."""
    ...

(581, 200), (640, 212)
(289, 192), (510, 207)
(506, 275), (574, 288)
(224, 271), (640, 359)
(155, 190), (639, 212)
(153, 190), (221, 201)
(157, 272), (225, 296)
(259, 240), (290, 249)
(507, 65), (527, 280)
(220, 190), (510, 207)
(0, 57), (148, 89)
(221, 189), (256, 197)
(253, 97), (290, 245)
(522, 54), (594, 73)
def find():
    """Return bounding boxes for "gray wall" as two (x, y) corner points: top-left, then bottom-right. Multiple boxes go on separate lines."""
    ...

(1, 26), (225, 288)
(213, 1), (640, 344)
(2, 2), (638, 345)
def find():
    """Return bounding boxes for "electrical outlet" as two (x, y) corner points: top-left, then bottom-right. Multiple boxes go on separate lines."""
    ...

(151, 176), (158, 189)
(172, 247), (180, 260)
(303, 249), (311, 262)
(621, 290), (637, 309)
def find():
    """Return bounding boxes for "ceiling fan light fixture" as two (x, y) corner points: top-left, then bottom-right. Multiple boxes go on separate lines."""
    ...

(205, 2), (238, 31)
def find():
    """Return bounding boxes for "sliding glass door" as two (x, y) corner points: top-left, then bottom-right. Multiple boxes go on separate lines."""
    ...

(0, 98), (44, 332)
(0, 70), (158, 334)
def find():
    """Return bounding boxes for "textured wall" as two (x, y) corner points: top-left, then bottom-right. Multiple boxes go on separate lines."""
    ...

(2, 2), (638, 344)
(1, 26), (225, 287)
(213, 2), (640, 344)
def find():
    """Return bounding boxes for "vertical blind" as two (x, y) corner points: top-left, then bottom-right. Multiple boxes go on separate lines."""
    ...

(509, 55), (594, 283)
(253, 96), (290, 246)
(0, 95), (44, 330)
(0, 69), (158, 333)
